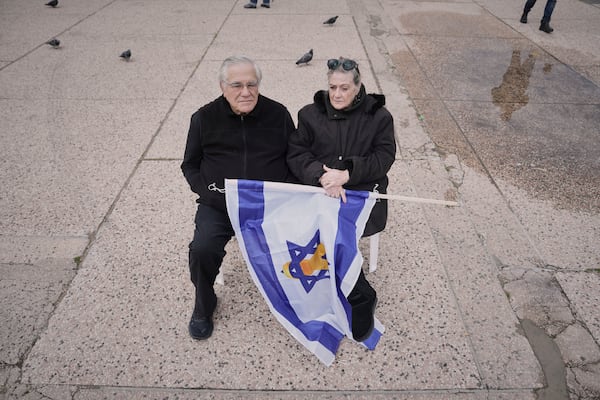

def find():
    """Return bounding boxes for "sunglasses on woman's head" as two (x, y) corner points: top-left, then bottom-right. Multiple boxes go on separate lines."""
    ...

(327, 58), (359, 73)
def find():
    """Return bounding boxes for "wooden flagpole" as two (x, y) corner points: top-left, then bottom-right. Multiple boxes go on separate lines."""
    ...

(372, 193), (458, 207)
(225, 179), (459, 207)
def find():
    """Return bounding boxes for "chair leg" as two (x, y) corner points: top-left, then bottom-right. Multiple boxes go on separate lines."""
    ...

(216, 236), (237, 286)
(368, 233), (380, 273)
(215, 270), (224, 285)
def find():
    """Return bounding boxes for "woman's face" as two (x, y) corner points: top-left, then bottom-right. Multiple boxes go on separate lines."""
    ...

(328, 71), (360, 110)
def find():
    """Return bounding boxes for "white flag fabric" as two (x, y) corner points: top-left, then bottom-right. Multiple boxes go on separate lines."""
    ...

(225, 179), (384, 366)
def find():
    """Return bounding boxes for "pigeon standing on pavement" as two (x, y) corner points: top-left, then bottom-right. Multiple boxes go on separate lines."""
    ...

(323, 16), (338, 25)
(45, 0), (58, 7)
(120, 49), (132, 61)
(46, 38), (60, 48)
(296, 49), (313, 66)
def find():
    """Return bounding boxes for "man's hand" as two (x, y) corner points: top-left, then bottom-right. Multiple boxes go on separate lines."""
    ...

(319, 165), (349, 203)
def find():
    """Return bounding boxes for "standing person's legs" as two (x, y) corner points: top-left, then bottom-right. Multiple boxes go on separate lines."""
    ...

(542, 0), (556, 23)
(521, 0), (537, 23)
(524, 0), (537, 13)
(188, 203), (234, 339)
(539, 0), (556, 32)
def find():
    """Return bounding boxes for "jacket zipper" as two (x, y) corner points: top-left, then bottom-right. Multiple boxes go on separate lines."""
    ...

(336, 120), (344, 163)
(241, 115), (248, 178)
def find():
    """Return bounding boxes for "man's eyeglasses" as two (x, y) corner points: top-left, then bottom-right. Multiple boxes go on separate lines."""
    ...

(327, 58), (359, 73)
(223, 81), (259, 90)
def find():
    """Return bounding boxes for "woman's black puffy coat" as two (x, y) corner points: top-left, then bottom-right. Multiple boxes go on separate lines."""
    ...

(287, 86), (396, 236)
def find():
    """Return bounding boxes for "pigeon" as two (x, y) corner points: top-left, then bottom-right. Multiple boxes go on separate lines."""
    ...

(323, 16), (338, 25)
(45, 0), (58, 7)
(46, 38), (60, 48)
(295, 49), (313, 66)
(119, 49), (132, 61)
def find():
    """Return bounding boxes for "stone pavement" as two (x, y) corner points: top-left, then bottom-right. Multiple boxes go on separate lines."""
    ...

(1, 0), (599, 399)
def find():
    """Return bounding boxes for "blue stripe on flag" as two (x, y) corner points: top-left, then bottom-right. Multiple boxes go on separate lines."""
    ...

(236, 180), (344, 355)
(362, 327), (383, 350)
(333, 190), (369, 283)
(332, 190), (369, 329)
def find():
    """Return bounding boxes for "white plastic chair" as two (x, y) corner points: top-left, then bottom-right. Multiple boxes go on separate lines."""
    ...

(215, 269), (225, 285)
(368, 232), (380, 273)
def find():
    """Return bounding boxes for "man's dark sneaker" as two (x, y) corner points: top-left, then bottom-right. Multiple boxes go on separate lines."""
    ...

(260, 3), (270, 7)
(539, 22), (554, 33)
(520, 12), (528, 23)
(243, 3), (256, 8)
(189, 315), (213, 340)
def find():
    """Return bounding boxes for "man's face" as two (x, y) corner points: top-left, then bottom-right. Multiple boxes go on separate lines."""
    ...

(220, 63), (259, 115)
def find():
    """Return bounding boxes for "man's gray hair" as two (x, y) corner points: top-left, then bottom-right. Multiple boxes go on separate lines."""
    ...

(219, 55), (262, 84)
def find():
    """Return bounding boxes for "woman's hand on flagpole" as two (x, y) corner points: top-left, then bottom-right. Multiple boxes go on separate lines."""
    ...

(320, 165), (349, 188)
(320, 165), (348, 203)
(323, 185), (347, 203)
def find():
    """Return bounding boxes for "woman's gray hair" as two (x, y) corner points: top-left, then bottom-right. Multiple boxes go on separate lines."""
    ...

(219, 55), (262, 84)
(327, 57), (361, 86)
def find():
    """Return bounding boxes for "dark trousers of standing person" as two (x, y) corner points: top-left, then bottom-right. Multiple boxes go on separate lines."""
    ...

(244, 0), (270, 7)
(188, 203), (234, 319)
(523, 0), (556, 24)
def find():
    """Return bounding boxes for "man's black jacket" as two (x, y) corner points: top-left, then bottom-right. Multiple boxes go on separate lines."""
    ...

(181, 94), (295, 212)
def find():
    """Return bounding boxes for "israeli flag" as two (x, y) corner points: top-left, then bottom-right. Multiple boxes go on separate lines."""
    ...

(225, 179), (384, 366)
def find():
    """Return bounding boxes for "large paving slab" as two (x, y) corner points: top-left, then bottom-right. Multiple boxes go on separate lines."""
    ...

(444, 100), (600, 212)
(491, 181), (600, 269)
(0, 0), (114, 63)
(204, 14), (364, 62)
(0, 98), (171, 236)
(68, 0), (231, 37)
(230, 0), (350, 15)
(399, 36), (600, 103)
(70, 387), (536, 400)
(0, 235), (88, 265)
(556, 271), (600, 343)
(478, 0), (600, 85)
(0, 259), (77, 365)
(402, 158), (542, 389)
(0, 34), (209, 100)
(381, 0), (523, 38)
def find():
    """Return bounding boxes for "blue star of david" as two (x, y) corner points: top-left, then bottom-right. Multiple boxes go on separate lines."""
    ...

(286, 230), (330, 293)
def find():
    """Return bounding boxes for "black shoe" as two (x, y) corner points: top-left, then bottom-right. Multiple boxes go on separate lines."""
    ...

(520, 12), (528, 23)
(243, 3), (256, 8)
(189, 315), (213, 340)
(351, 297), (378, 342)
(539, 22), (554, 33)
(260, 3), (270, 7)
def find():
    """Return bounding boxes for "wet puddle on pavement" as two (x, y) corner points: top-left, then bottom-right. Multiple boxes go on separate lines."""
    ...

(393, 36), (600, 211)
(492, 50), (540, 121)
